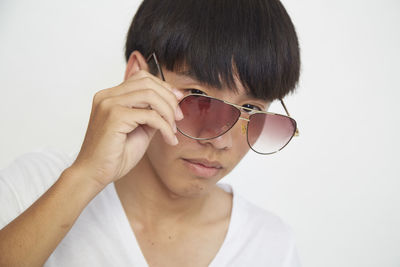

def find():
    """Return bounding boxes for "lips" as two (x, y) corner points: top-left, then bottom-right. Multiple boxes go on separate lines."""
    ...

(182, 158), (223, 178)
(183, 158), (223, 169)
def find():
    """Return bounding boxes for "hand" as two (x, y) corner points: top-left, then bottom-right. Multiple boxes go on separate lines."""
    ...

(70, 70), (184, 188)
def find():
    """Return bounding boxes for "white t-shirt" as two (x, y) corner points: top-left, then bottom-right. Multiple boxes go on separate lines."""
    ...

(0, 148), (301, 267)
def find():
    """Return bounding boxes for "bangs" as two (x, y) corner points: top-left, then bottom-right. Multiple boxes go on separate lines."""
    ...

(125, 0), (300, 100)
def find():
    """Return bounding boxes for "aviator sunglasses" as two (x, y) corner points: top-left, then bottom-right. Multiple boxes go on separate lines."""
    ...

(146, 52), (299, 155)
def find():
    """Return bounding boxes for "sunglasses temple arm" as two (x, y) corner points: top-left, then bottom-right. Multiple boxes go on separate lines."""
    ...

(280, 99), (300, 137)
(147, 52), (166, 81)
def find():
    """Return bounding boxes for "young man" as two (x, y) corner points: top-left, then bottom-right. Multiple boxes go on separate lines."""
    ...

(0, 0), (301, 266)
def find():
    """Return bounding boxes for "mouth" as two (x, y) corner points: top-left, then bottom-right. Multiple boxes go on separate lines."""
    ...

(181, 158), (223, 178)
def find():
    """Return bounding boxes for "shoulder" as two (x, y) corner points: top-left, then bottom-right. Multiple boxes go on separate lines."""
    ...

(0, 147), (76, 227)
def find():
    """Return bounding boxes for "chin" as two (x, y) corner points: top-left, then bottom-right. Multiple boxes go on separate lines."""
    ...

(161, 177), (217, 199)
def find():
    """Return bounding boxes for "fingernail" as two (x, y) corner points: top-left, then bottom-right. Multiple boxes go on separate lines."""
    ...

(172, 88), (184, 99)
(175, 106), (184, 121)
(173, 122), (177, 133)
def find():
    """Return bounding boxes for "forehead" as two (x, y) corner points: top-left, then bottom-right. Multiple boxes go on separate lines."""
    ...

(168, 69), (268, 104)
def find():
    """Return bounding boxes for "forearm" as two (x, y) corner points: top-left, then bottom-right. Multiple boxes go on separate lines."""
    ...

(0, 166), (104, 267)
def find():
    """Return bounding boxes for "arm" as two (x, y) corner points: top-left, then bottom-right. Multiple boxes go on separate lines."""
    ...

(0, 56), (183, 266)
(0, 166), (103, 267)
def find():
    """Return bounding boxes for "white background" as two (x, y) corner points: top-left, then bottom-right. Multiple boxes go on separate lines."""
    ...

(1, 0), (399, 266)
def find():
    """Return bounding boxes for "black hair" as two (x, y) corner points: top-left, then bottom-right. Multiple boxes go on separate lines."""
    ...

(125, 0), (300, 101)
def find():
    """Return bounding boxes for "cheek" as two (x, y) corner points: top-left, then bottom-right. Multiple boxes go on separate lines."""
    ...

(176, 131), (197, 147)
(146, 131), (199, 178)
(146, 132), (180, 163)
(145, 132), (185, 186)
(230, 147), (251, 175)
(146, 131), (207, 169)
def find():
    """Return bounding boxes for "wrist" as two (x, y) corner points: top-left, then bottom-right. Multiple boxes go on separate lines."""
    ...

(60, 165), (107, 197)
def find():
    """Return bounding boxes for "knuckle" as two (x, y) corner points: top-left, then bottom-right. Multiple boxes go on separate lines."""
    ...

(93, 89), (106, 104)
(98, 97), (113, 111)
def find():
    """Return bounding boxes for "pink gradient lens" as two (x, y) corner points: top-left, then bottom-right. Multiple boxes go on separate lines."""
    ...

(176, 95), (241, 139)
(247, 113), (297, 154)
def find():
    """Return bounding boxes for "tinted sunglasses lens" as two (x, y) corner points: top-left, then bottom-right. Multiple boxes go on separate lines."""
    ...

(177, 95), (240, 139)
(247, 113), (296, 154)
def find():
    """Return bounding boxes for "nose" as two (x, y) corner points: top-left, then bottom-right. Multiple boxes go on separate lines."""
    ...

(197, 127), (233, 150)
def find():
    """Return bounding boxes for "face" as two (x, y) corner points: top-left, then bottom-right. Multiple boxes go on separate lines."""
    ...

(144, 68), (270, 198)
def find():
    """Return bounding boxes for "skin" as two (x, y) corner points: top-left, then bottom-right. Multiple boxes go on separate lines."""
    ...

(114, 52), (270, 265)
(0, 50), (269, 267)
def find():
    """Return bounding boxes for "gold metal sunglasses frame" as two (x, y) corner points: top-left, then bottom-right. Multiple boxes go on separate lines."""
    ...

(146, 52), (299, 154)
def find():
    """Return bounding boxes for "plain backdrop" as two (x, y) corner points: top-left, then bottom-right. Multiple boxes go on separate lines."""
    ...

(1, 1), (399, 266)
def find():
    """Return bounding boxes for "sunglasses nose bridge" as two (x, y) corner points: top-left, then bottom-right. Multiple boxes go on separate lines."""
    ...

(222, 102), (249, 137)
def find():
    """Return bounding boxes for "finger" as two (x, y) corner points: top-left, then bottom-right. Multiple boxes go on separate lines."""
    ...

(116, 71), (184, 102)
(104, 89), (177, 129)
(112, 106), (178, 146)
(127, 70), (173, 92)
(108, 77), (183, 120)
(116, 70), (171, 96)
(133, 77), (180, 108)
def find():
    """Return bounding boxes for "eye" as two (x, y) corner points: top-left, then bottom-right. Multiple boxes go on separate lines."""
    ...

(242, 103), (262, 112)
(188, 88), (206, 95)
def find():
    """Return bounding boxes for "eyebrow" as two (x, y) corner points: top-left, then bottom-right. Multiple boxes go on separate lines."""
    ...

(176, 70), (267, 101)
(175, 70), (198, 80)
(175, 70), (214, 88)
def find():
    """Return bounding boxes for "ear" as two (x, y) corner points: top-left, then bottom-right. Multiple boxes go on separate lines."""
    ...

(124, 50), (149, 81)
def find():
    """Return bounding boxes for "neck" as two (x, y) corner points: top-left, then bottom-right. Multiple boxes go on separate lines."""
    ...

(114, 155), (215, 228)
